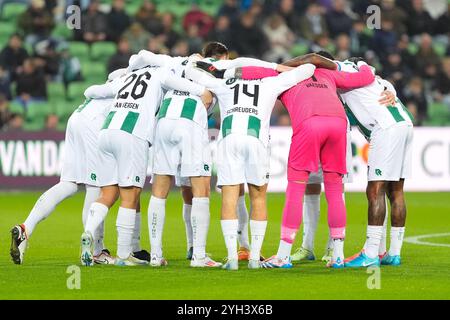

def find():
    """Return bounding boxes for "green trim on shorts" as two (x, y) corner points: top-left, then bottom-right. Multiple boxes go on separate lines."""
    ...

(102, 111), (116, 129)
(180, 98), (197, 120)
(120, 111), (139, 134)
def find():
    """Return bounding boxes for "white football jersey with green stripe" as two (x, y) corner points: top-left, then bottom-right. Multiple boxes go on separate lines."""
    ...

(336, 60), (413, 139)
(158, 90), (207, 129)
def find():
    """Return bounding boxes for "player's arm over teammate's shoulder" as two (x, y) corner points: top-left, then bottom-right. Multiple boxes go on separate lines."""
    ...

(329, 61), (376, 90)
(282, 53), (337, 71)
(263, 64), (316, 94)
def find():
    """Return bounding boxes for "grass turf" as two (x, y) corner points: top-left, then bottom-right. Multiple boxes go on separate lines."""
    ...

(0, 191), (449, 300)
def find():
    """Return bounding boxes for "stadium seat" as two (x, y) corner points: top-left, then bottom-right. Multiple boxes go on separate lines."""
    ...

(26, 101), (52, 119)
(47, 82), (66, 100)
(290, 43), (308, 57)
(0, 21), (15, 41)
(23, 119), (45, 131)
(52, 23), (73, 41)
(427, 103), (450, 126)
(124, 0), (142, 16)
(0, 2), (27, 21)
(407, 43), (419, 55)
(433, 43), (447, 57)
(8, 101), (25, 115)
(90, 41), (117, 61)
(67, 82), (89, 101)
(69, 41), (90, 60)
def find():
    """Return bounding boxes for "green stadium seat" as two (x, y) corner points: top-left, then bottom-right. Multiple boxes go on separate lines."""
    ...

(427, 103), (450, 126)
(90, 41), (117, 61)
(48, 82), (66, 99)
(8, 101), (25, 115)
(290, 43), (308, 57)
(52, 23), (73, 41)
(23, 119), (45, 131)
(26, 101), (52, 119)
(124, 0), (142, 17)
(0, 22), (16, 39)
(67, 82), (89, 101)
(69, 41), (90, 60)
(433, 43), (447, 57)
(407, 43), (419, 55)
(1, 2), (27, 22)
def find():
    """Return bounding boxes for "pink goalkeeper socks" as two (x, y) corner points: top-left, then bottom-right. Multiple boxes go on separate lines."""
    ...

(280, 181), (307, 244)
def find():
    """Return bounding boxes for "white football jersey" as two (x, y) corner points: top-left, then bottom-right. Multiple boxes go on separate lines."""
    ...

(186, 63), (316, 147)
(102, 66), (205, 143)
(336, 60), (413, 139)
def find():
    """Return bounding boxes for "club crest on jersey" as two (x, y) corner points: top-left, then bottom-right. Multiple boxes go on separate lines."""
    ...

(375, 169), (382, 176)
(226, 78), (237, 85)
(90, 173), (97, 181)
(135, 176), (140, 183)
(204, 164), (210, 172)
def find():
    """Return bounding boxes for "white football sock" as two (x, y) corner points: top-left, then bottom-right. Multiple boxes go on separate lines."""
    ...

(365, 225), (383, 259)
(82, 186), (103, 256)
(389, 227), (405, 256)
(301, 194), (320, 251)
(379, 197), (389, 255)
(221, 219), (238, 260)
(85, 202), (108, 237)
(191, 197), (210, 259)
(276, 240), (292, 261)
(131, 212), (141, 252)
(148, 196), (166, 257)
(182, 204), (193, 250)
(332, 238), (345, 263)
(23, 181), (78, 237)
(237, 196), (250, 249)
(116, 207), (136, 259)
(250, 220), (267, 261)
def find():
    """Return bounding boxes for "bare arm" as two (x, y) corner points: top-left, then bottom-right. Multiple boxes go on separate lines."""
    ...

(282, 53), (337, 71)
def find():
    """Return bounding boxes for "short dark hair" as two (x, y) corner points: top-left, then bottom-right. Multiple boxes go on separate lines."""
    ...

(202, 42), (228, 58)
(316, 51), (335, 60)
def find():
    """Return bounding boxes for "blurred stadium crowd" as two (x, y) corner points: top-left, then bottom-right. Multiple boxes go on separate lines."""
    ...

(0, 0), (449, 132)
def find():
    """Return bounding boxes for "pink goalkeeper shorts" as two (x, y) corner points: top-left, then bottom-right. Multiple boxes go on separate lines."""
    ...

(287, 116), (348, 181)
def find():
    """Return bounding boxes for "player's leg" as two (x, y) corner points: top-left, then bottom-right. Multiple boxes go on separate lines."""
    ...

(148, 174), (172, 266)
(221, 184), (241, 270)
(82, 185), (119, 266)
(115, 186), (145, 266)
(292, 182), (321, 262)
(128, 200), (151, 264)
(10, 181), (79, 265)
(323, 172), (347, 268)
(247, 183), (268, 269)
(382, 179), (406, 266)
(237, 183), (251, 260)
(181, 185), (194, 259)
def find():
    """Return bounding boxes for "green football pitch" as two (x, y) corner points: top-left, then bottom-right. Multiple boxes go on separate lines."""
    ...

(0, 191), (449, 300)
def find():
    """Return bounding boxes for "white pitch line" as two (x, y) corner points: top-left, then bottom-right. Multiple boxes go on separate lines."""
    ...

(404, 233), (450, 248)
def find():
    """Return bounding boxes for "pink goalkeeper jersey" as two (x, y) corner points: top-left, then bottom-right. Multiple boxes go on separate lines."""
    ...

(241, 65), (375, 133)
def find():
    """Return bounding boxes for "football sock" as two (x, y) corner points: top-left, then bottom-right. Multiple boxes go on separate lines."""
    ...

(182, 203), (193, 250)
(221, 219), (238, 260)
(24, 181), (78, 237)
(131, 211), (141, 252)
(116, 207), (136, 259)
(365, 225), (383, 259)
(276, 240), (293, 261)
(250, 220), (267, 261)
(301, 194), (320, 251)
(389, 227), (405, 256)
(237, 195), (250, 249)
(191, 197), (210, 259)
(332, 238), (345, 263)
(85, 202), (108, 238)
(379, 197), (389, 255)
(82, 186), (102, 256)
(148, 196), (166, 257)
